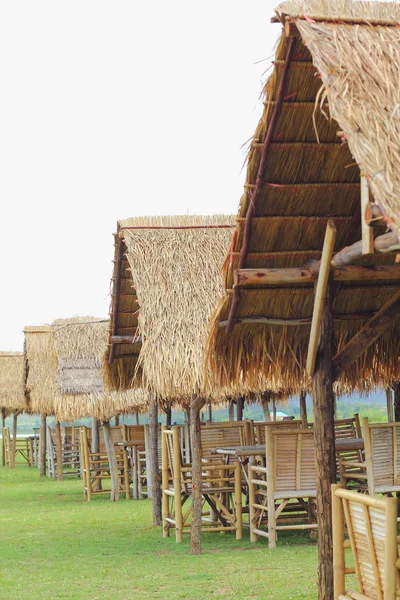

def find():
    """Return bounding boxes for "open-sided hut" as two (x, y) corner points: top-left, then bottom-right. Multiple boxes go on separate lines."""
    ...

(105, 214), (238, 550)
(0, 352), (27, 467)
(205, 2), (400, 597)
(24, 317), (146, 486)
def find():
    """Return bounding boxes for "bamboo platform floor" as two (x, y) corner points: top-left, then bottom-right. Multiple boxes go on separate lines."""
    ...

(1, 464), (335, 600)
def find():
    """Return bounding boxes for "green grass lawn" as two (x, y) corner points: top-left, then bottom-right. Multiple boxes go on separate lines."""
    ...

(0, 466), (319, 599)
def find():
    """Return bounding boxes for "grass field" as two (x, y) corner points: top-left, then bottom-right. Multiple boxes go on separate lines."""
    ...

(0, 466), (319, 599)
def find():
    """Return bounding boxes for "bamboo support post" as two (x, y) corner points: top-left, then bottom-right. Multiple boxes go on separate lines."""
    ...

(149, 392), (161, 525)
(39, 413), (47, 477)
(384, 497), (398, 598)
(307, 220), (337, 377)
(102, 421), (119, 501)
(172, 427), (183, 543)
(299, 391), (307, 422)
(394, 383), (400, 423)
(387, 387), (394, 423)
(1, 408), (5, 467)
(161, 427), (169, 537)
(55, 421), (63, 481)
(190, 395), (206, 554)
(312, 282), (336, 600)
(361, 176), (374, 255)
(10, 411), (18, 469)
(228, 401), (235, 421)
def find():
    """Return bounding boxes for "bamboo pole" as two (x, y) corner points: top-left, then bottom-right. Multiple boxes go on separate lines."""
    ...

(190, 395), (206, 554)
(331, 484), (346, 598)
(10, 411), (19, 469)
(1, 408), (5, 467)
(306, 220), (337, 377)
(148, 392), (161, 526)
(384, 497), (398, 598)
(262, 393), (271, 422)
(172, 426), (183, 543)
(102, 421), (119, 501)
(299, 391), (307, 423)
(394, 383), (400, 422)
(361, 176), (374, 255)
(39, 413), (47, 477)
(236, 397), (244, 421)
(272, 400), (277, 422)
(55, 421), (63, 481)
(91, 417), (101, 492)
(228, 401), (235, 421)
(161, 427), (169, 538)
(386, 387), (394, 423)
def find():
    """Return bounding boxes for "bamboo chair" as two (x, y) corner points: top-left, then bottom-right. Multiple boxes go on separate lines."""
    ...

(332, 484), (400, 599)
(79, 426), (129, 501)
(3, 427), (11, 466)
(161, 425), (242, 543)
(254, 418), (306, 445)
(200, 421), (249, 462)
(340, 418), (400, 496)
(248, 428), (317, 547)
(121, 424), (147, 499)
(334, 414), (363, 474)
(47, 427), (80, 479)
(3, 427), (32, 467)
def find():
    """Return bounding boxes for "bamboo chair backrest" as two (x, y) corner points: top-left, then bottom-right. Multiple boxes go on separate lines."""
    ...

(3, 427), (11, 465)
(162, 426), (189, 493)
(267, 428), (316, 493)
(333, 486), (399, 599)
(63, 426), (80, 444)
(256, 419), (306, 445)
(121, 424), (145, 445)
(334, 413), (363, 467)
(363, 418), (400, 493)
(200, 421), (245, 455)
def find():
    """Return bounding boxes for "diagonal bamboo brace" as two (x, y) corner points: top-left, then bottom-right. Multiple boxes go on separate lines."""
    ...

(306, 220), (337, 377)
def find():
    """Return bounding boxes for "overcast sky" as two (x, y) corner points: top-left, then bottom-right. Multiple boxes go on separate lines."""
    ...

(0, 1), (279, 350)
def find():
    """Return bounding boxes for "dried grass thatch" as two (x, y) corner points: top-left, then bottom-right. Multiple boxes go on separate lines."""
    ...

(205, 5), (400, 395)
(24, 317), (148, 420)
(24, 326), (57, 415)
(0, 352), (26, 413)
(105, 215), (238, 402)
(278, 0), (400, 23)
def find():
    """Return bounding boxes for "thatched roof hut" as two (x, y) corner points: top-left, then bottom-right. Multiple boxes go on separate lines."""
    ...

(24, 317), (147, 421)
(206, 0), (400, 395)
(0, 352), (26, 415)
(105, 215), (238, 402)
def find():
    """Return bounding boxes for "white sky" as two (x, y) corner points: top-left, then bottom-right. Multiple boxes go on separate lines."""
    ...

(0, 1), (278, 350)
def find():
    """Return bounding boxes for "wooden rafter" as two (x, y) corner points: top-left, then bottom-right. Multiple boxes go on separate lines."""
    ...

(225, 35), (297, 335)
(234, 265), (400, 287)
(333, 291), (400, 378)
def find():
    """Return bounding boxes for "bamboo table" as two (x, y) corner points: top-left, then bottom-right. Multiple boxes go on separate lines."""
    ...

(210, 438), (365, 485)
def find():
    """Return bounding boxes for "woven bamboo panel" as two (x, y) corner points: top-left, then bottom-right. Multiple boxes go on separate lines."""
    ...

(200, 423), (243, 454)
(274, 430), (316, 493)
(256, 419), (304, 445)
(347, 500), (386, 598)
(371, 425), (400, 488)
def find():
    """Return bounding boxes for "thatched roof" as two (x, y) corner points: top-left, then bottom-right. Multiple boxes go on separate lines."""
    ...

(105, 215), (237, 401)
(206, 1), (400, 394)
(0, 352), (26, 414)
(24, 317), (147, 420)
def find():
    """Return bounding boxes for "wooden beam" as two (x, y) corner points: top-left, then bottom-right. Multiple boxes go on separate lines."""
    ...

(333, 291), (400, 378)
(218, 312), (376, 328)
(225, 36), (297, 335)
(306, 221), (337, 377)
(111, 335), (142, 344)
(361, 176), (374, 255)
(108, 238), (125, 364)
(234, 265), (400, 287)
(332, 230), (399, 267)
